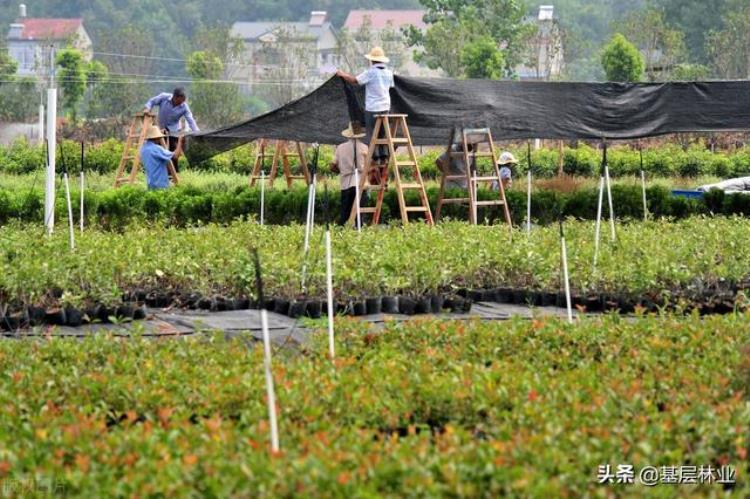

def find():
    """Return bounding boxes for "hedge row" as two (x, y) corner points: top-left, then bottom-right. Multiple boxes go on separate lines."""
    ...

(2, 182), (749, 227)
(2, 138), (750, 178)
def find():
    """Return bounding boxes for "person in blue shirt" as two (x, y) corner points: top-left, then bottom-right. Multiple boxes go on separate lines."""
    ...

(140, 126), (177, 190)
(336, 47), (395, 183)
(144, 87), (199, 172)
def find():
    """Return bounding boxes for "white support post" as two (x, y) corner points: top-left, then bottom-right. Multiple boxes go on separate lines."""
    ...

(526, 170), (532, 233)
(260, 308), (280, 452)
(593, 176), (604, 269)
(325, 230), (335, 359)
(44, 88), (57, 234)
(63, 173), (75, 250)
(354, 168), (362, 232)
(641, 170), (648, 221)
(260, 171), (265, 226)
(79, 171), (84, 232)
(561, 232), (573, 324)
(604, 164), (615, 242)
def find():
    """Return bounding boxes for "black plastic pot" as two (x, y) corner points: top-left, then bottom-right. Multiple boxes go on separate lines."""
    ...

(512, 289), (526, 305)
(145, 292), (158, 307)
(135, 289), (148, 302)
(457, 288), (469, 298)
(288, 301), (306, 319)
(27, 306), (46, 326)
(469, 290), (485, 302)
(97, 305), (114, 323)
(540, 292), (557, 307)
(492, 287), (508, 303)
(584, 295), (601, 312)
(84, 304), (101, 323)
(263, 298), (276, 311)
(3, 312), (24, 331)
(398, 297), (417, 315)
(305, 300), (323, 319)
(214, 296), (228, 312)
(65, 307), (83, 327)
(116, 304), (135, 321)
(381, 296), (399, 314)
(461, 298), (473, 313)
(197, 297), (212, 310)
(273, 299), (290, 316)
(46, 308), (67, 326)
(335, 301), (348, 315)
(416, 296), (431, 314)
(133, 305), (147, 320)
(430, 294), (444, 313)
(352, 300), (367, 316)
(529, 291), (544, 306)
(444, 297), (457, 312)
(235, 298), (251, 310)
(365, 297), (382, 315)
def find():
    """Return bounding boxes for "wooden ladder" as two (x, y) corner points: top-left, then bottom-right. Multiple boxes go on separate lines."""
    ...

(435, 127), (511, 226)
(114, 112), (179, 188)
(250, 140), (310, 188)
(351, 114), (433, 225)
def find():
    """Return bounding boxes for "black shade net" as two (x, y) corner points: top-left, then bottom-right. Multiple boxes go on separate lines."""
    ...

(186, 76), (750, 164)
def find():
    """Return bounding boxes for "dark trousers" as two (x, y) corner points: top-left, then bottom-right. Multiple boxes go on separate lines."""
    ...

(167, 135), (180, 173)
(339, 187), (368, 225)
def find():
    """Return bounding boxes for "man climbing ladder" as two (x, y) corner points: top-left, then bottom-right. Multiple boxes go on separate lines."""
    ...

(144, 87), (199, 173)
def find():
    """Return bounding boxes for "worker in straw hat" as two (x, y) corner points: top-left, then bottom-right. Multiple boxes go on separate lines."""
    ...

(492, 151), (518, 191)
(330, 122), (369, 225)
(140, 126), (180, 190)
(336, 47), (394, 181)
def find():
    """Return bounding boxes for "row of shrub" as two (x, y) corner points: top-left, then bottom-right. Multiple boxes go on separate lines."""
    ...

(2, 138), (750, 178)
(2, 182), (748, 227)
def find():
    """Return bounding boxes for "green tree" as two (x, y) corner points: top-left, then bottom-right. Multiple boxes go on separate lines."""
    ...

(705, 4), (750, 79)
(601, 34), (645, 82)
(407, 0), (532, 78)
(461, 36), (505, 79)
(56, 48), (86, 120)
(186, 49), (246, 129)
(186, 51), (224, 80)
(0, 45), (18, 82)
(617, 8), (686, 81)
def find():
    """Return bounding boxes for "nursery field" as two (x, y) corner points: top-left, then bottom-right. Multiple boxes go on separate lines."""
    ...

(1, 218), (749, 326)
(0, 314), (747, 495)
(2, 170), (749, 228)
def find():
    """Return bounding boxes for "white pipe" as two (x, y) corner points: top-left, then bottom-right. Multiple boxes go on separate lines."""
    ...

(561, 235), (573, 324)
(79, 171), (84, 232)
(63, 173), (75, 250)
(38, 103), (44, 145)
(303, 177), (315, 253)
(472, 170), (478, 225)
(261, 170), (267, 223)
(325, 230), (335, 359)
(44, 88), (57, 234)
(261, 308), (280, 452)
(640, 170), (648, 221)
(354, 168), (361, 231)
(593, 176), (604, 269)
(605, 164), (615, 242)
(526, 170), (532, 233)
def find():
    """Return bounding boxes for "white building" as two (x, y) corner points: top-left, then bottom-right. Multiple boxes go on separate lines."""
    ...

(6, 4), (92, 78)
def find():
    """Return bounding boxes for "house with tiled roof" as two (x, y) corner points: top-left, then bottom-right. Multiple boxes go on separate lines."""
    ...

(6, 4), (93, 78)
(230, 11), (338, 81)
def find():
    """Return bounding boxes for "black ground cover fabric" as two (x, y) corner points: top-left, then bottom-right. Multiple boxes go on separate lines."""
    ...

(187, 76), (750, 163)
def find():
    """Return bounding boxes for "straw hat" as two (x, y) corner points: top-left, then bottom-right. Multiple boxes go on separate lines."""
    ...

(144, 125), (166, 140)
(498, 151), (519, 165)
(364, 46), (390, 63)
(341, 122), (365, 139)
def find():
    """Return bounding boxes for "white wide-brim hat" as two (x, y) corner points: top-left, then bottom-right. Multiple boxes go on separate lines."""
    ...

(144, 125), (166, 140)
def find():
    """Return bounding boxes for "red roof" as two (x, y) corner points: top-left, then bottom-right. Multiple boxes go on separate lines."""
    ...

(343, 10), (426, 31)
(13, 18), (83, 40)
